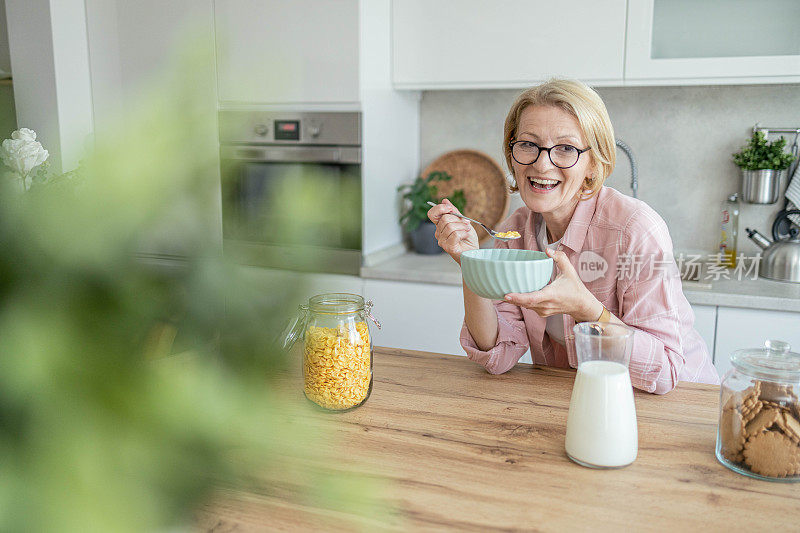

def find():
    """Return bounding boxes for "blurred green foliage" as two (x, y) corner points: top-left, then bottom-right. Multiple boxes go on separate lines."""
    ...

(0, 42), (387, 532)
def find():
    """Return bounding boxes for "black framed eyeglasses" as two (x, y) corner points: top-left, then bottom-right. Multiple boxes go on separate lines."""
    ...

(509, 140), (591, 169)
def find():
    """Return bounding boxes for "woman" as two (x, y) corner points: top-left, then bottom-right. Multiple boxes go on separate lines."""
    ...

(428, 78), (718, 394)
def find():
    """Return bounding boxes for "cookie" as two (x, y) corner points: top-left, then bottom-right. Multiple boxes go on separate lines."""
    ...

(740, 399), (763, 424)
(728, 384), (761, 411)
(758, 381), (798, 404)
(743, 431), (800, 478)
(762, 400), (789, 411)
(745, 407), (781, 436)
(776, 411), (800, 444)
(719, 409), (746, 463)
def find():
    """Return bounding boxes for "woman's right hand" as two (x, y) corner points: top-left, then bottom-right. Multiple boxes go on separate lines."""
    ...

(427, 198), (479, 264)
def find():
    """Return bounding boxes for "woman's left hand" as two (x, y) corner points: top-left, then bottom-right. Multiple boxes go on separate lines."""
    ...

(504, 248), (603, 322)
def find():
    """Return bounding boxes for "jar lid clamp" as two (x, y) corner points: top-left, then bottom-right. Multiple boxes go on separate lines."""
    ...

(365, 299), (381, 330)
(279, 304), (309, 352)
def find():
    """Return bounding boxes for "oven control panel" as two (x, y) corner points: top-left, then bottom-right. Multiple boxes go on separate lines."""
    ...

(219, 111), (361, 146)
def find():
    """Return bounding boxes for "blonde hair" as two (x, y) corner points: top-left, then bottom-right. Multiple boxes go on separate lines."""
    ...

(503, 78), (615, 199)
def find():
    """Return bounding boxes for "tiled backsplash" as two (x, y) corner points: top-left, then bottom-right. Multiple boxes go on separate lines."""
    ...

(420, 83), (800, 255)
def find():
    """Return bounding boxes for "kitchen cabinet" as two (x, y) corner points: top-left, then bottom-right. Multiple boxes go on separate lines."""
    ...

(362, 279), (719, 365)
(84, 0), (222, 256)
(713, 306), (800, 378)
(391, 0), (627, 89)
(625, 0), (800, 85)
(691, 304), (717, 362)
(214, 0), (359, 105)
(363, 279), (465, 356)
(86, 0), (217, 120)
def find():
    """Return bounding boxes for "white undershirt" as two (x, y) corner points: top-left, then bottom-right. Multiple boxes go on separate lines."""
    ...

(536, 219), (566, 346)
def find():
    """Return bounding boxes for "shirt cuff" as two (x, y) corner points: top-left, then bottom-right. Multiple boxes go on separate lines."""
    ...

(460, 315), (529, 374)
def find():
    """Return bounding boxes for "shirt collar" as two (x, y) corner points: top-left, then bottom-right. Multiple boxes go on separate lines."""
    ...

(560, 191), (600, 253)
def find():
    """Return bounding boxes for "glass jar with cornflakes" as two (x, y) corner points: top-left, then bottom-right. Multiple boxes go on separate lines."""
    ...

(717, 339), (800, 482)
(284, 293), (380, 411)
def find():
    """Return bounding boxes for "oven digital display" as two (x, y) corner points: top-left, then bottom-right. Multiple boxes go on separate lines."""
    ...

(274, 120), (300, 140)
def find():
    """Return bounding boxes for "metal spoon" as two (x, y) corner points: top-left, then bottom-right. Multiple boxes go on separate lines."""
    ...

(426, 201), (520, 241)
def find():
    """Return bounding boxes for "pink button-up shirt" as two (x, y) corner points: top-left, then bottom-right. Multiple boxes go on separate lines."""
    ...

(460, 186), (719, 394)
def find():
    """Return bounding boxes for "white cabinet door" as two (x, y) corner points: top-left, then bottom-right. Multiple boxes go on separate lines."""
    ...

(214, 0), (359, 104)
(626, 0), (800, 84)
(364, 279), (465, 356)
(713, 307), (800, 378)
(391, 0), (626, 89)
(691, 304), (717, 362)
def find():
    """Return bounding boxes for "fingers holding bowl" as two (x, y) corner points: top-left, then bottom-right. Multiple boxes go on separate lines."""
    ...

(504, 290), (558, 317)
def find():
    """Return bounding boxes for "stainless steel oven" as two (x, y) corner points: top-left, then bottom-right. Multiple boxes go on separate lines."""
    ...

(219, 111), (361, 274)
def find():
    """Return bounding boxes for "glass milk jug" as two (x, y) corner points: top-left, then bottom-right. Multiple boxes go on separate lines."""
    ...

(565, 322), (638, 469)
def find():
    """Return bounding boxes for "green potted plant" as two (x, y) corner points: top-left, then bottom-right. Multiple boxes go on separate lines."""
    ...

(398, 171), (466, 254)
(733, 131), (796, 204)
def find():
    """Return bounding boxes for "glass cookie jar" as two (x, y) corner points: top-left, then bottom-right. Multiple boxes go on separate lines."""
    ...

(717, 340), (800, 482)
(283, 293), (380, 412)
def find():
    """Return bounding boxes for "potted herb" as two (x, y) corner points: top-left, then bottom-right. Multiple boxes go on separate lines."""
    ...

(398, 171), (466, 254)
(733, 131), (796, 204)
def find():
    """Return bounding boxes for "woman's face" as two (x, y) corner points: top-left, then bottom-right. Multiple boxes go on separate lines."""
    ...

(511, 105), (594, 216)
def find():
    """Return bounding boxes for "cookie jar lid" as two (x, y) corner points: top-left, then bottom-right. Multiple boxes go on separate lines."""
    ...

(730, 340), (800, 382)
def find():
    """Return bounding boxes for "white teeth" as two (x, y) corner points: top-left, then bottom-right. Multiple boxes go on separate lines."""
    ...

(530, 177), (559, 185)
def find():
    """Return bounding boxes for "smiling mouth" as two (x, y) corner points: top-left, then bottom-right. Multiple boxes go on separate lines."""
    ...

(528, 177), (561, 191)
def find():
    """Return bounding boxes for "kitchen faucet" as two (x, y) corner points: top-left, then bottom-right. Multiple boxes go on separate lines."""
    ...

(615, 139), (638, 199)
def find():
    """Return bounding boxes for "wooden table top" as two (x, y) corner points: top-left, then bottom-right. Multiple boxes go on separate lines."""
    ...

(198, 347), (800, 531)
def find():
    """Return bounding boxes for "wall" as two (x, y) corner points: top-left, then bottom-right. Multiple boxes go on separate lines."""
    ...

(419, 83), (800, 255)
(359, 0), (420, 258)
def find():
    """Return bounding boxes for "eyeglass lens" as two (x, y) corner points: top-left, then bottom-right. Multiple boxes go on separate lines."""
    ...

(512, 142), (580, 168)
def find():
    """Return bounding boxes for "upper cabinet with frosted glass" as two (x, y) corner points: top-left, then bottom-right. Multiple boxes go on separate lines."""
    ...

(625, 0), (800, 85)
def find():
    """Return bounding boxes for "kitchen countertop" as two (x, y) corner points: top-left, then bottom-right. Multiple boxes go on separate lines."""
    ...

(361, 251), (800, 313)
(197, 347), (800, 530)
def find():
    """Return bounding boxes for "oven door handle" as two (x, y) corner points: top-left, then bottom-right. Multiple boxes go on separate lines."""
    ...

(221, 145), (360, 164)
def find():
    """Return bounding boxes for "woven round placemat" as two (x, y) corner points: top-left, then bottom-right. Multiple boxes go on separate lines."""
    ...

(421, 149), (510, 244)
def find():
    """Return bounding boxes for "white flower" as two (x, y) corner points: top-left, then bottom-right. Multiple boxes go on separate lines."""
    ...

(11, 128), (38, 142)
(1, 128), (49, 186)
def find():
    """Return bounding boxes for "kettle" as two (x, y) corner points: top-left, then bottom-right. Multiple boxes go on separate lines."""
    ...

(746, 210), (800, 283)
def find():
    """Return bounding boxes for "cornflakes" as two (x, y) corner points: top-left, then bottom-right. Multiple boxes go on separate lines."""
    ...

(303, 321), (371, 410)
(495, 230), (521, 239)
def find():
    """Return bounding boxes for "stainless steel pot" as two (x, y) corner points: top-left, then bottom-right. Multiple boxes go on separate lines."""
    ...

(741, 169), (785, 204)
(746, 210), (800, 283)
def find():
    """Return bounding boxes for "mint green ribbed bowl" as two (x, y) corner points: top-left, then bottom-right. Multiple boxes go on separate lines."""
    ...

(461, 249), (553, 300)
